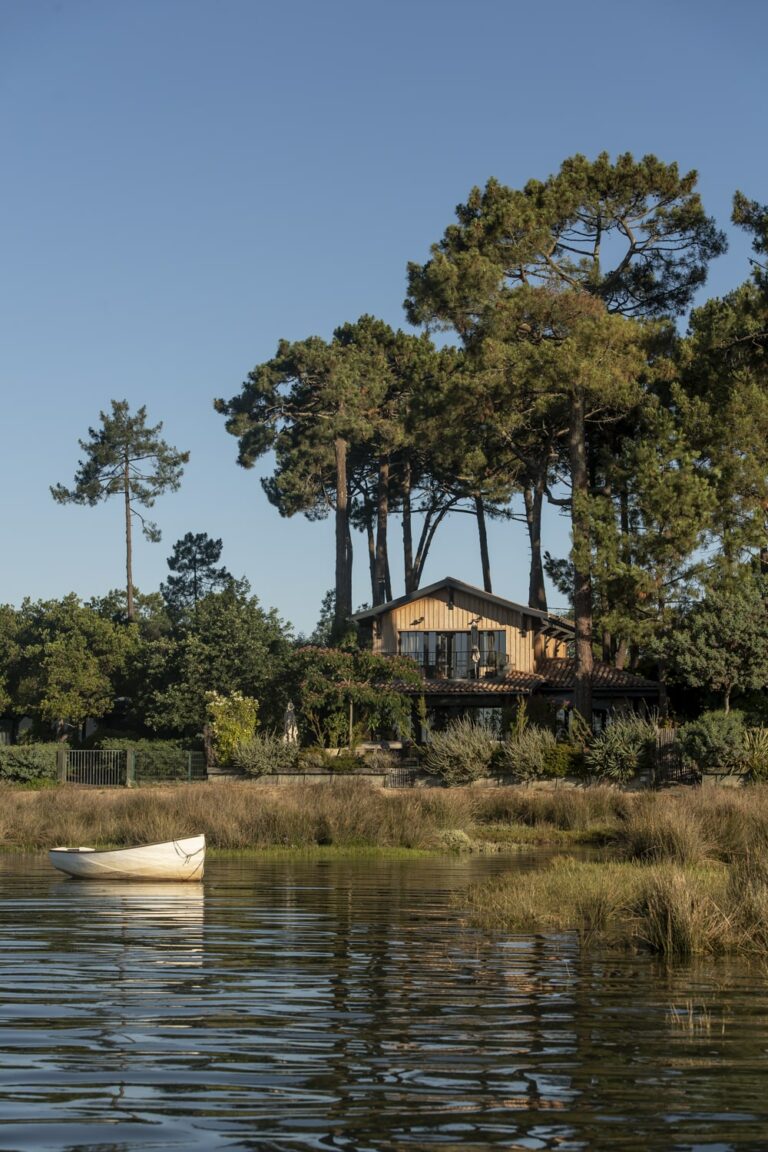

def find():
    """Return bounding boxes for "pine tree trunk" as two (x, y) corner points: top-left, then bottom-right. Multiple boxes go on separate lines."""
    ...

(569, 390), (593, 723)
(124, 450), (134, 621)
(524, 480), (548, 612)
(374, 458), (389, 605)
(334, 437), (352, 637)
(402, 460), (415, 594)
(474, 495), (492, 592)
(363, 499), (376, 604)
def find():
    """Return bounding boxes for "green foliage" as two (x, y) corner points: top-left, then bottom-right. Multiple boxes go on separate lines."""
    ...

(422, 718), (496, 785)
(96, 738), (191, 780)
(5, 595), (138, 731)
(143, 583), (291, 736)
(51, 400), (188, 619)
(585, 714), (659, 783)
(307, 589), (336, 646)
(283, 647), (421, 747)
(205, 691), (259, 767)
(233, 731), (299, 777)
(664, 567), (768, 711)
(680, 710), (747, 775)
(0, 743), (59, 783)
(161, 532), (233, 618)
(740, 728), (768, 781)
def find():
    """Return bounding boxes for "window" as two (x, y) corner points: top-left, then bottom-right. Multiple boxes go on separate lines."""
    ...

(399, 630), (506, 679)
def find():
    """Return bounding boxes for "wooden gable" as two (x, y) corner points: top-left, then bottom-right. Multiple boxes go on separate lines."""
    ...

(357, 579), (570, 673)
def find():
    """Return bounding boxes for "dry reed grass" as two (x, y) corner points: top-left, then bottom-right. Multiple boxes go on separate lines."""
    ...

(617, 793), (711, 865)
(0, 780), (481, 851)
(472, 785), (632, 833)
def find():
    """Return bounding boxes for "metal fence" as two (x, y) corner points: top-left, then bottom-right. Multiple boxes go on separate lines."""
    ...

(654, 729), (695, 786)
(60, 749), (127, 786)
(57, 749), (207, 787)
(385, 762), (419, 788)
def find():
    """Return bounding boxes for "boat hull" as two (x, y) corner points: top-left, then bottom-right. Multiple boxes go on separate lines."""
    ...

(48, 835), (205, 881)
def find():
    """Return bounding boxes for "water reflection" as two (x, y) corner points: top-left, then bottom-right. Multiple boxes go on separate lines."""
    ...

(1, 853), (768, 1150)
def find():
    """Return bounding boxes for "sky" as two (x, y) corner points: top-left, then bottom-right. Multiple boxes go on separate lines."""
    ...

(1, 0), (766, 635)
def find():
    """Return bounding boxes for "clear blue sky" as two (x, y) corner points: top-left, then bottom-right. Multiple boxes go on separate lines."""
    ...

(1, 0), (765, 634)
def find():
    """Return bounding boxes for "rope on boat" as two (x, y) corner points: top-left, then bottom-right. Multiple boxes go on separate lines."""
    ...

(172, 839), (206, 863)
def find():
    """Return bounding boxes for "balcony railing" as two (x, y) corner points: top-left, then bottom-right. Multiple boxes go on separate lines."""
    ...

(385, 652), (508, 681)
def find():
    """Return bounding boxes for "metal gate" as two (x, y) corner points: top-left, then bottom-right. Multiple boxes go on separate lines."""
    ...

(386, 763), (418, 788)
(59, 749), (127, 787)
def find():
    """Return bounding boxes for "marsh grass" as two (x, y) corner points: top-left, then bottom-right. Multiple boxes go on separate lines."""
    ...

(465, 785), (768, 957)
(666, 1000), (714, 1034)
(628, 867), (729, 957)
(617, 794), (710, 865)
(468, 858), (640, 936)
(0, 780), (481, 852)
(472, 786), (632, 833)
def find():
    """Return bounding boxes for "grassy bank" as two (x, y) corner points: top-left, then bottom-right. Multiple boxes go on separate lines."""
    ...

(467, 785), (768, 957)
(7, 781), (768, 958)
(0, 779), (637, 852)
(4, 778), (767, 854)
(0, 779), (486, 851)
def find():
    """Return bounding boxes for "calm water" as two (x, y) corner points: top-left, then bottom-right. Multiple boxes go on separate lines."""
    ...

(1, 851), (768, 1151)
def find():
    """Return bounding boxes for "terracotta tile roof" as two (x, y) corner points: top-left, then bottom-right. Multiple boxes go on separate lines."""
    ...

(535, 659), (660, 692)
(391, 660), (659, 697)
(392, 671), (546, 696)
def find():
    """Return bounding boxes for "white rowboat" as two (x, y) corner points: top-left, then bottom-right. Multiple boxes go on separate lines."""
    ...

(48, 834), (205, 881)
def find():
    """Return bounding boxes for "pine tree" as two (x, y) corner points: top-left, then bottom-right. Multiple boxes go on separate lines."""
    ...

(161, 533), (233, 619)
(406, 153), (725, 720)
(51, 401), (188, 620)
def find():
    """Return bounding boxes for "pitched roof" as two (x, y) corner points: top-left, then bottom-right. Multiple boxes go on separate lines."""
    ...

(536, 659), (660, 693)
(392, 671), (548, 696)
(351, 576), (574, 636)
(391, 659), (659, 697)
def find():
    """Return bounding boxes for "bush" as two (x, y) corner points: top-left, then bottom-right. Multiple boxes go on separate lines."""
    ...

(0, 743), (59, 784)
(233, 732), (300, 777)
(97, 738), (199, 780)
(205, 690), (259, 766)
(496, 726), (582, 781)
(585, 714), (658, 783)
(422, 719), (496, 786)
(680, 710), (746, 776)
(741, 727), (768, 781)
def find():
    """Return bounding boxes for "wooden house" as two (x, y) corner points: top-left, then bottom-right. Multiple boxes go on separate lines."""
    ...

(352, 576), (659, 731)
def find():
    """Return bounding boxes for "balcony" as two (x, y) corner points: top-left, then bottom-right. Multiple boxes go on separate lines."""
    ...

(389, 630), (509, 682)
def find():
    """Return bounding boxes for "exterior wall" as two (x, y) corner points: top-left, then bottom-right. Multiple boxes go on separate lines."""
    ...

(543, 634), (568, 659)
(375, 586), (539, 672)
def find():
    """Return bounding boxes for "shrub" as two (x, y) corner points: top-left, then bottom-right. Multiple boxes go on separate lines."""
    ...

(233, 732), (300, 777)
(205, 691), (259, 766)
(680, 710), (746, 775)
(0, 743), (59, 784)
(741, 727), (768, 781)
(97, 738), (190, 780)
(496, 726), (581, 781)
(585, 714), (658, 783)
(422, 719), (497, 785)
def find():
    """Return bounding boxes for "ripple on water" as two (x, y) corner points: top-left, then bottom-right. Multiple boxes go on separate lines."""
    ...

(1, 853), (768, 1151)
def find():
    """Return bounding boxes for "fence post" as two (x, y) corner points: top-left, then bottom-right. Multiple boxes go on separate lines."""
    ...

(187, 752), (193, 781)
(126, 750), (136, 788)
(57, 748), (67, 784)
